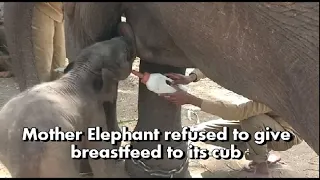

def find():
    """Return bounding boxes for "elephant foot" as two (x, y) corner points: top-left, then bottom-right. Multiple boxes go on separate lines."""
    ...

(125, 160), (189, 178)
(0, 71), (13, 78)
(125, 61), (188, 177)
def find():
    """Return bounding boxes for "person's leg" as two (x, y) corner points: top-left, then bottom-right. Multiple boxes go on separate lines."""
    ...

(31, 6), (54, 82)
(51, 20), (67, 80)
(192, 119), (247, 151)
(240, 114), (294, 175)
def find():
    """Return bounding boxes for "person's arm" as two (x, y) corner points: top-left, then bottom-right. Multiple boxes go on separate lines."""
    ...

(189, 69), (207, 82)
(188, 95), (272, 121)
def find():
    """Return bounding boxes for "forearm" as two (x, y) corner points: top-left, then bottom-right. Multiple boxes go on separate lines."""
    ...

(200, 99), (273, 121)
(187, 94), (203, 108)
(200, 99), (244, 120)
(187, 95), (243, 120)
(186, 94), (240, 119)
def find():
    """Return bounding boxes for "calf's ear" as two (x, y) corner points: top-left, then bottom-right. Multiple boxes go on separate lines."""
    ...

(64, 61), (75, 74)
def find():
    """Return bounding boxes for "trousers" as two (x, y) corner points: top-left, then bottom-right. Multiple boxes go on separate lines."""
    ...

(32, 6), (66, 82)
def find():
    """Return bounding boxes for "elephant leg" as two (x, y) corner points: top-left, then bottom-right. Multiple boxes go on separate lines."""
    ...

(125, 61), (189, 178)
(4, 2), (40, 91)
(78, 101), (120, 175)
(103, 90), (122, 149)
(79, 82), (121, 175)
(79, 159), (92, 175)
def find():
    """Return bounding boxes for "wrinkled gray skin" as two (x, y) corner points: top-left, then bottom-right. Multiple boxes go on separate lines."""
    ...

(0, 36), (135, 178)
(4, 2), (319, 178)
(3, 2), (124, 148)
(67, 2), (320, 178)
(4, 3), (127, 174)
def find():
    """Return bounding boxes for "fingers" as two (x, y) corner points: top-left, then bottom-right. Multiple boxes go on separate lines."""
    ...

(164, 97), (176, 102)
(158, 93), (183, 106)
(165, 73), (190, 85)
(162, 96), (180, 105)
(158, 92), (176, 100)
(159, 93), (171, 97)
(171, 80), (183, 85)
(165, 73), (182, 80)
(160, 94), (177, 100)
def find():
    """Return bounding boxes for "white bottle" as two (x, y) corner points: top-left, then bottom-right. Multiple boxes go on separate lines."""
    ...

(132, 70), (188, 94)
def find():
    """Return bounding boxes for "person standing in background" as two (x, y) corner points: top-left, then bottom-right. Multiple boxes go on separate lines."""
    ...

(32, 2), (66, 82)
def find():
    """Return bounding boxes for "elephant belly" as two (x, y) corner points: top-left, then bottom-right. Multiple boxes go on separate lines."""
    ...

(129, 2), (319, 154)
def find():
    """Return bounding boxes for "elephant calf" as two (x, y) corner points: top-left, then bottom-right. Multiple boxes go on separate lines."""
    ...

(0, 36), (136, 178)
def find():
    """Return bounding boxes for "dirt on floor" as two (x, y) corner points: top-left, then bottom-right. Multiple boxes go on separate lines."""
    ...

(0, 59), (319, 178)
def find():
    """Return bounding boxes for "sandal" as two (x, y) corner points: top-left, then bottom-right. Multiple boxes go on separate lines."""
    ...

(0, 71), (12, 78)
(243, 155), (281, 172)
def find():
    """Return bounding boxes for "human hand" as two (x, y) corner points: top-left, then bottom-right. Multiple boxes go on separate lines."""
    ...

(165, 73), (196, 85)
(159, 85), (193, 106)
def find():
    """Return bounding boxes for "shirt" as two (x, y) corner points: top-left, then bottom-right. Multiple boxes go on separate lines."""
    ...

(35, 2), (64, 23)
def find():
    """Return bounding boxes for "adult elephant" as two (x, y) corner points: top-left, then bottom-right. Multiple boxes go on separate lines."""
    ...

(5, 2), (319, 178)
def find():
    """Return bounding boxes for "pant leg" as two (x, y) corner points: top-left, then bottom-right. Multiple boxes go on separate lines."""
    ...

(31, 7), (55, 82)
(51, 20), (67, 80)
(193, 119), (247, 151)
(240, 114), (296, 163)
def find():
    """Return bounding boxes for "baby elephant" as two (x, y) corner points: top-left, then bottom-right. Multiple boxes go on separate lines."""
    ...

(0, 35), (135, 177)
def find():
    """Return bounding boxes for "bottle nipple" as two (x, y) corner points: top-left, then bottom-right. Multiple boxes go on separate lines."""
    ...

(131, 70), (144, 78)
(141, 73), (150, 84)
(131, 70), (150, 84)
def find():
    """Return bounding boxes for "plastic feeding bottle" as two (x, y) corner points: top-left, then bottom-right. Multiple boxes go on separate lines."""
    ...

(131, 70), (187, 94)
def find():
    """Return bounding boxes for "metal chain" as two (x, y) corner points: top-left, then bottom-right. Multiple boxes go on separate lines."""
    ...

(131, 148), (189, 178)
(187, 109), (200, 125)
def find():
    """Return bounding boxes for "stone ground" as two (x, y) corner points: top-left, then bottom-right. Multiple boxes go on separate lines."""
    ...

(0, 59), (318, 178)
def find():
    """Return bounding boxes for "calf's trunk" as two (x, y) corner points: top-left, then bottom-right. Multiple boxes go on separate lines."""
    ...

(64, 3), (123, 174)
